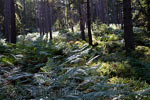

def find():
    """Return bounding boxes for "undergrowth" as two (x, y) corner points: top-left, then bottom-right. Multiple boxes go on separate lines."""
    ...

(0, 25), (150, 100)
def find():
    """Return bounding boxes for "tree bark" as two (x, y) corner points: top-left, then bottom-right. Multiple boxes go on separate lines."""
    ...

(146, 0), (150, 32)
(4, 0), (11, 42)
(78, 1), (85, 40)
(87, 0), (93, 45)
(0, 24), (2, 37)
(100, 0), (105, 22)
(112, 0), (117, 24)
(48, 1), (53, 40)
(0, 24), (1, 33)
(10, 0), (17, 44)
(105, 0), (109, 24)
(123, 0), (134, 52)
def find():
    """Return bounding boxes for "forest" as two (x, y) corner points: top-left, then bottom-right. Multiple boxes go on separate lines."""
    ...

(0, 0), (150, 99)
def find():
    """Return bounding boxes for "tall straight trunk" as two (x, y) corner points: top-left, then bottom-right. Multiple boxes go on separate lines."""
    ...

(97, 0), (101, 21)
(0, 24), (2, 38)
(4, 0), (11, 42)
(90, 0), (94, 22)
(83, 3), (87, 28)
(40, 0), (43, 35)
(0, 24), (1, 33)
(37, 0), (42, 35)
(42, 1), (46, 34)
(87, 0), (93, 45)
(105, 0), (109, 24)
(116, 2), (119, 24)
(107, 0), (110, 24)
(44, 1), (49, 34)
(123, 0), (134, 52)
(37, 0), (43, 35)
(120, 4), (124, 29)
(95, 0), (99, 20)
(47, 1), (53, 40)
(10, 0), (17, 44)
(112, 0), (117, 24)
(100, 0), (105, 22)
(79, 1), (85, 40)
(34, 0), (39, 30)
(50, 6), (53, 40)
(39, 0), (45, 36)
(147, 0), (150, 32)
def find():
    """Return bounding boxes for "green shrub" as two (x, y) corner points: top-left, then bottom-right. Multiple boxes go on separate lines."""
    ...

(98, 61), (135, 77)
(100, 34), (121, 42)
(59, 29), (69, 34)
(1, 56), (16, 66)
(109, 77), (150, 91)
(102, 41), (124, 53)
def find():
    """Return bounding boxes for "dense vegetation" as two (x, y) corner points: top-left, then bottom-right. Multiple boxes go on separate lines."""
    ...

(0, 0), (150, 100)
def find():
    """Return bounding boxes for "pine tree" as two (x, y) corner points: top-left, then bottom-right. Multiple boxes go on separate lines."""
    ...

(87, 0), (93, 45)
(123, 0), (134, 52)
(78, 0), (85, 40)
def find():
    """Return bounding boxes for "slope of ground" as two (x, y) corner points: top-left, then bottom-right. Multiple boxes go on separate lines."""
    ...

(0, 27), (150, 100)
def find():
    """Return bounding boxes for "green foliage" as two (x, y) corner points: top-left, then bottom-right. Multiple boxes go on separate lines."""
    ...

(93, 22), (108, 36)
(1, 56), (16, 66)
(133, 27), (150, 46)
(98, 61), (135, 77)
(102, 41), (124, 54)
(0, 29), (150, 100)
(59, 29), (69, 34)
(100, 34), (121, 42)
(0, 44), (7, 53)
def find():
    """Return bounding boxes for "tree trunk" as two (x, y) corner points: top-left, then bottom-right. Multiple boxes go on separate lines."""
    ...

(4, 0), (11, 42)
(0, 24), (2, 37)
(112, 0), (117, 24)
(37, 0), (42, 35)
(123, 0), (134, 52)
(146, 0), (150, 32)
(34, 0), (39, 31)
(48, 2), (53, 40)
(78, 1), (85, 40)
(0, 24), (1, 33)
(10, 0), (17, 44)
(39, 0), (45, 36)
(87, 0), (93, 45)
(105, 0), (109, 24)
(100, 0), (105, 23)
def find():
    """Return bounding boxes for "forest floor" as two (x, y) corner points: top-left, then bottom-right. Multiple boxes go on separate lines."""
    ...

(0, 27), (150, 100)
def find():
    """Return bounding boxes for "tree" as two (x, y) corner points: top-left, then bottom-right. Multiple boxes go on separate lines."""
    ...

(0, 24), (1, 35)
(123, 0), (134, 52)
(10, 0), (17, 43)
(4, 0), (17, 43)
(146, 0), (150, 32)
(4, 0), (11, 42)
(112, 0), (117, 24)
(78, 0), (85, 40)
(47, 0), (53, 40)
(87, 0), (93, 45)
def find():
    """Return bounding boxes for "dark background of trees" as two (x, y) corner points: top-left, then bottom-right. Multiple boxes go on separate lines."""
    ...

(0, 0), (150, 52)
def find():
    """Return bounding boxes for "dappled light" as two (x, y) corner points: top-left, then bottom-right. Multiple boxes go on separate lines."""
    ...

(0, 0), (150, 100)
